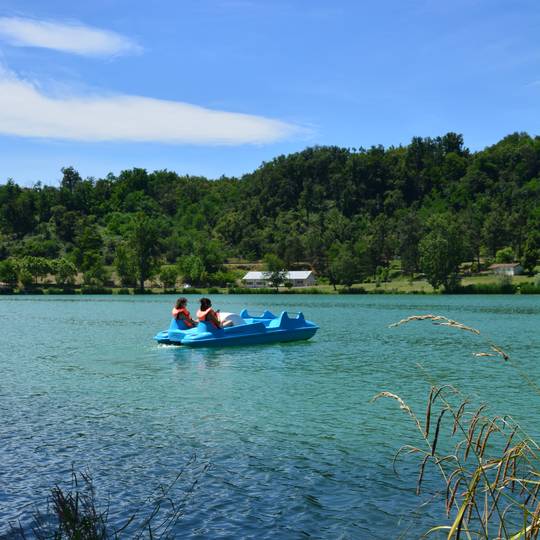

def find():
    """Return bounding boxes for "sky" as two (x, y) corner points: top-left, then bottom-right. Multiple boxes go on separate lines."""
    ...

(0, 0), (539, 185)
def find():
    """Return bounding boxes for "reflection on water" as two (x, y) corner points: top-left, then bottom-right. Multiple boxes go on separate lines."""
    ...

(0, 294), (539, 537)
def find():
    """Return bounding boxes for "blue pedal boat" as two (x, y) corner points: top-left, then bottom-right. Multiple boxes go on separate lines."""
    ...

(154, 309), (318, 347)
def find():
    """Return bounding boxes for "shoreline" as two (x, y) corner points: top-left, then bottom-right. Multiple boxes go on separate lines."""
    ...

(1, 284), (539, 296)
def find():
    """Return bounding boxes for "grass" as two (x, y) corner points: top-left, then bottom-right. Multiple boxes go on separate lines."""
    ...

(375, 314), (540, 538)
(5, 271), (539, 295)
(10, 458), (210, 539)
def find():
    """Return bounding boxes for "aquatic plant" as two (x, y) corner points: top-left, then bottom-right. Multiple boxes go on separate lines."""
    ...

(10, 457), (210, 539)
(375, 315), (540, 538)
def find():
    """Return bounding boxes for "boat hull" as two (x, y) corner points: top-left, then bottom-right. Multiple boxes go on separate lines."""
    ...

(154, 310), (318, 348)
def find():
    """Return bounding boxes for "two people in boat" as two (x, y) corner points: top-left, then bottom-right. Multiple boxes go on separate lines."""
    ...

(172, 297), (232, 329)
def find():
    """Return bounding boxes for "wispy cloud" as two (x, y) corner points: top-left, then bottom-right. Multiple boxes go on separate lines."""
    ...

(0, 16), (141, 57)
(0, 70), (301, 145)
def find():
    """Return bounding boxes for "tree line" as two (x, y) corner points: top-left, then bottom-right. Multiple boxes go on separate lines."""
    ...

(0, 132), (539, 291)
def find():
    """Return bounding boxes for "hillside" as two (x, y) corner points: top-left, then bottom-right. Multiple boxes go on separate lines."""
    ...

(0, 132), (539, 290)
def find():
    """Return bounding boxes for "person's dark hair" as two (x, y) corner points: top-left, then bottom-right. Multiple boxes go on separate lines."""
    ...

(199, 297), (211, 310)
(175, 297), (187, 309)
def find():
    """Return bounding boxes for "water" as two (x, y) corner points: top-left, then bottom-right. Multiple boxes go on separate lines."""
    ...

(1, 294), (539, 538)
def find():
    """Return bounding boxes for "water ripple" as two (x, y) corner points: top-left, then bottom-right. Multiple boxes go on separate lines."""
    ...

(1, 294), (538, 537)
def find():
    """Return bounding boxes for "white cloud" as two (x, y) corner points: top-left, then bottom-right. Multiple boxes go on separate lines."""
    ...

(0, 16), (141, 56)
(0, 71), (300, 144)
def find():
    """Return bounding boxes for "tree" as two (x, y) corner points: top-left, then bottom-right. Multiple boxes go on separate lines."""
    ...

(114, 243), (137, 287)
(482, 210), (508, 258)
(178, 255), (207, 286)
(522, 230), (540, 274)
(129, 214), (160, 291)
(54, 258), (77, 286)
(60, 166), (82, 193)
(82, 252), (109, 287)
(19, 256), (53, 285)
(419, 216), (465, 291)
(51, 206), (79, 243)
(73, 219), (103, 272)
(160, 265), (178, 290)
(328, 244), (358, 289)
(263, 253), (286, 290)
(398, 212), (422, 275)
(495, 247), (514, 264)
(367, 215), (396, 269)
(0, 258), (18, 286)
(327, 241), (371, 289)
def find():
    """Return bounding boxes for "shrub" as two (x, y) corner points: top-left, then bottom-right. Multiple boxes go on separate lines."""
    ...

(227, 287), (277, 294)
(44, 288), (65, 295)
(81, 286), (113, 294)
(338, 287), (367, 294)
(519, 283), (540, 294)
(495, 246), (514, 263)
(115, 288), (132, 295)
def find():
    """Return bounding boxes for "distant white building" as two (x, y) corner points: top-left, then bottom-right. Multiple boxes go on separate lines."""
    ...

(488, 263), (523, 276)
(242, 270), (316, 288)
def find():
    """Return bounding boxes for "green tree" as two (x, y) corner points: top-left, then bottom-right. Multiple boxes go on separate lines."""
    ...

(482, 210), (508, 258)
(178, 255), (207, 286)
(328, 241), (371, 289)
(522, 231), (540, 274)
(328, 244), (358, 289)
(0, 258), (18, 286)
(19, 256), (53, 285)
(263, 253), (286, 290)
(73, 219), (103, 272)
(397, 212), (422, 275)
(160, 265), (178, 290)
(367, 215), (396, 269)
(114, 243), (137, 287)
(129, 214), (160, 291)
(495, 247), (514, 264)
(60, 166), (82, 194)
(18, 268), (33, 289)
(54, 258), (77, 286)
(419, 216), (465, 291)
(82, 252), (109, 287)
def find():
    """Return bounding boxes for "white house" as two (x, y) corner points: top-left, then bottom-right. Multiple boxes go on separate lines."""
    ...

(242, 270), (316, 288)
(488, 263), (523, 276)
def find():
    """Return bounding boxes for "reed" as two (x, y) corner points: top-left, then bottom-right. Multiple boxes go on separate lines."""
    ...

(376, 315), (540, 539)
(10, 457), (210, 539)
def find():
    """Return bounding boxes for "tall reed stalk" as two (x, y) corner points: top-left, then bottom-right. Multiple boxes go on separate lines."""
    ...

(375, 314), (540, 539)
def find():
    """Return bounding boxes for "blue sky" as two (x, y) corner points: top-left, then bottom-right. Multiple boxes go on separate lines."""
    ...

(0, 0), (539, 185)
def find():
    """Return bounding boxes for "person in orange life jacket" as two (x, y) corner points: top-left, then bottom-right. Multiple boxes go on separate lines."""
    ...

(171, 297), (197, 328)
(197, 297), (233, 328)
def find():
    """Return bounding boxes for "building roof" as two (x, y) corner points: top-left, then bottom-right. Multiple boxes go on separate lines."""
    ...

(488, 263), (521, 269)
(243, 271), (268, 280)
(243, 270), (313, 280)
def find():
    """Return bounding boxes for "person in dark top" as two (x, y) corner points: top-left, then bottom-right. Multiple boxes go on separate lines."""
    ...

(171, 297), (197, 328)
(196, 297), (222, 328)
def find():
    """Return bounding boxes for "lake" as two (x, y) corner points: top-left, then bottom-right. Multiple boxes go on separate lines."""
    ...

(1, 294), (539, 538)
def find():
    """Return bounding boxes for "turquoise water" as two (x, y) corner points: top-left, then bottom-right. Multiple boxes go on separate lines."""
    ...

(1, 295), (539, 538)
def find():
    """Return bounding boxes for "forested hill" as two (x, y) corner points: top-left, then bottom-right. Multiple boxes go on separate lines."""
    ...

(0, 132), (539, 290)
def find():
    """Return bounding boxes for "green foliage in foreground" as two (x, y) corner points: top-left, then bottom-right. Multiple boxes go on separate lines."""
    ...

(1, 132), (539, 291)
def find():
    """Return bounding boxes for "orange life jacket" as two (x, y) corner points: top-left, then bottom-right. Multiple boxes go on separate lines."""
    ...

(172, 307), (195, 328)
(197, 307), (219, 328)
